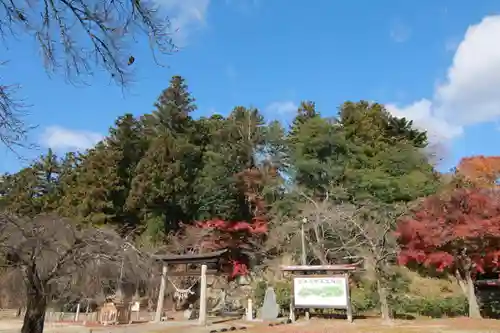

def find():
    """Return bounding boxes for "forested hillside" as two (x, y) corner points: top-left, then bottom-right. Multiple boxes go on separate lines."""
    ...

(1, 75), (497, 324)
(0, 76), (439, 237)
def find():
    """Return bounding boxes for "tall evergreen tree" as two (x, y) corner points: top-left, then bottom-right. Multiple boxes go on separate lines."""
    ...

(0, 149), (61, 216)
(288, 101), (439, 203)
(289, 101), (320, 138)
(60, 114), (147, 231)
(128, 76), (201, 236)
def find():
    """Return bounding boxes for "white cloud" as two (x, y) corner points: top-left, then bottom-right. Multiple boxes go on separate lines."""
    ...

(154, 0), (259, 45)
(156, 0), (210, 46)
(387, 15), (500, 142)
(386, 100), (462, 142)
(265, 101), (298, 115)
(40, 126), (103, 151)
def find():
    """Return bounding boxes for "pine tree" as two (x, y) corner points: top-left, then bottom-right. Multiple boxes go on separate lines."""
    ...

(60, 114), (147, 230)
(128, 75), (200, 235)
(0, 149), (62, 216)
(288, 101), (439, 203)
(289, 101), (319, 138)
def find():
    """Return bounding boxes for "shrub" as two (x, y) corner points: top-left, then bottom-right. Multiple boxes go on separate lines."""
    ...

(274, 280), (292, 310)
(254, 280), (267, 307)
(393, 295), (468, 318)
(350, 281), (378, 314)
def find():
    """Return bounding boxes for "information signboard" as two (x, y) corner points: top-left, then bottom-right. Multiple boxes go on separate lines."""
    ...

(293, 276), (348, 308)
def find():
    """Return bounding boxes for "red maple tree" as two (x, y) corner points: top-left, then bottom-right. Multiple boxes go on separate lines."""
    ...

(190, 217), (267, 277)
(396, 187), (500, 317)
(181, 165), (275, 278)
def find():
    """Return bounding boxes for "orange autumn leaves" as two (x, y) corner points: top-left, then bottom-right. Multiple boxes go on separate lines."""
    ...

(456, 155), (500, 187)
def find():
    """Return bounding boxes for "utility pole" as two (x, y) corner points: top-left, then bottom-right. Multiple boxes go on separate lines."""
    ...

(301, 217), (307, 265)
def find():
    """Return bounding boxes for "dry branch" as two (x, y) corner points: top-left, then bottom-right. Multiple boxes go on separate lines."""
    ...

(0, 213), (151, 333)
(266, 188), (406, 321)
(0, 0), (177, 150)
(0, 0), (176, 86)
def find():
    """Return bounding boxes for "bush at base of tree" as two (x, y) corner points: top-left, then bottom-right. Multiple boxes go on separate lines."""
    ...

(350, 282), (378, 314)
(392, 295), (468, 318)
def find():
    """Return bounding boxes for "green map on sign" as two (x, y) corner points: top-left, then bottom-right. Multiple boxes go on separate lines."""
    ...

(297, 285), (344, 298)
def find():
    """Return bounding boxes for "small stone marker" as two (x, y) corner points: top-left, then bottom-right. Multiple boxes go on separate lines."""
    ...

(183, 304), (197, 320)
(260, 287), (279, 320)
(131, 301), (140, 312)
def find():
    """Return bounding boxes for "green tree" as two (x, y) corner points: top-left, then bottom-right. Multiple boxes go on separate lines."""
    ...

(128, 76), (201, 235)
(59, 114), (146, 231)
(0, 149), (61, 216)
(288, 112), (349, 198)
(289, 101), (320, 138)
(190, 114), (243, 221)
(192, 107), (285, 223)
(339, 101), (428, 149)
(288, 101), (439, 204)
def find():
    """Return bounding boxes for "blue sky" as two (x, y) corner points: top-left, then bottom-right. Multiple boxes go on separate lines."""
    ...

(2, 0), (500, 173)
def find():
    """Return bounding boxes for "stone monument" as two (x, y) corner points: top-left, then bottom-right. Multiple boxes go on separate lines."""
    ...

(260, 287), (279, 321)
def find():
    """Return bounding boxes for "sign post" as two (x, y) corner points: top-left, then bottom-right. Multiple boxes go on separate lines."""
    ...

(281, 264), (357, 323)
(293, 276), (348, 308)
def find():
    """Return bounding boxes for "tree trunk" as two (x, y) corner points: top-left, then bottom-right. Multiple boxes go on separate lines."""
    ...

(465, 270), (481, 318)
(21, 291), (47, 333)
(376, 278), (391, 321)
(455, 269), (481, 318)
(309, 244), (329, 265)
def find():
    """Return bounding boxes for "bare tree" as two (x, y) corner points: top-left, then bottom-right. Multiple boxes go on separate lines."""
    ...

(266, 190), (356, 265)
(1, 0), (175, 85)
(268, 189), (406, 321)
(0, 213), (150, 333)
(0, 78), (32, 151)
(0, 0), (176, 148)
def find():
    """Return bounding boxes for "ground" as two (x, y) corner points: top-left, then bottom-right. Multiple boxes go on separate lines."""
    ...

(1, 317), (500, 333)
(241, 318), (500, 333)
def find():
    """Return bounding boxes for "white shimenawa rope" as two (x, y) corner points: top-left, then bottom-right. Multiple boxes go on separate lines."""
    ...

(167, 277), (200, 301)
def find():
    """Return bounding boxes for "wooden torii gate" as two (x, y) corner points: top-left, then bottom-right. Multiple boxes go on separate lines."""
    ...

(152, 249), (228, 326)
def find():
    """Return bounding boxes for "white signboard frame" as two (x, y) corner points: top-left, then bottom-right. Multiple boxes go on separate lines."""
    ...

(293, 275), (348, 308)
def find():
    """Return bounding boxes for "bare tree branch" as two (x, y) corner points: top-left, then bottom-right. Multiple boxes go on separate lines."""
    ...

(0, 0), (177, 151)
(266, 188), (408, 321)
(0, 213), (151, 333)
(0, 65), (36, 152)
(0, 0), (176, 87)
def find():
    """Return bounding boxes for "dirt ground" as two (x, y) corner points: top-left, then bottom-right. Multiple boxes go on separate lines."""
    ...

(241, 318), (500, 333)
(1, 317), (500, 333)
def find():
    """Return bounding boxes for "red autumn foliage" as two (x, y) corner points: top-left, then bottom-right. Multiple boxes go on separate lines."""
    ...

(396, 188), (500, 274)
(181, 165), (274, 278)
(198, 165), (274, 277)
(193, 217), (267, 277)
(235, 164), (278, 219)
